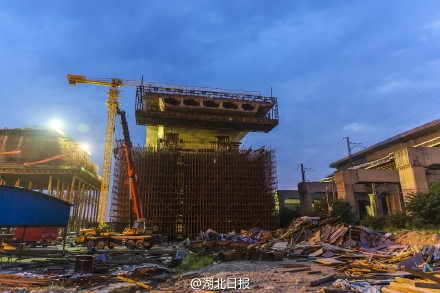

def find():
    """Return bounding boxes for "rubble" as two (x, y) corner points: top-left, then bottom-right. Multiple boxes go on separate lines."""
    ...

(3, 216), (440, 292)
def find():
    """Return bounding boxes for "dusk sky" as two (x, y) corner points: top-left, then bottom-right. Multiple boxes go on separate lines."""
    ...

(2, 1), (440, 190)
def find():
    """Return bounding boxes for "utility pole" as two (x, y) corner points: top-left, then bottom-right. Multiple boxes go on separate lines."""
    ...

(301, 163), (306, 182)
(300, 163), (312, 182)
(344, 137), (353, 167)
(344, 137), (362, 167)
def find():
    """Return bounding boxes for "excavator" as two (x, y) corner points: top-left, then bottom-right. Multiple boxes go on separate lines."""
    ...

(75, 107), (161, 250)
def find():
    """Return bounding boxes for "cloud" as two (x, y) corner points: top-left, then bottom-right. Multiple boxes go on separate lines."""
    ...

(343, 122), (364, 132)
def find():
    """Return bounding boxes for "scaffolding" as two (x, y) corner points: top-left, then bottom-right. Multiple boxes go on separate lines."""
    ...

(109, 82), (280, 239)
(110, 145), (278, 239)
(0, 128), (101, 232)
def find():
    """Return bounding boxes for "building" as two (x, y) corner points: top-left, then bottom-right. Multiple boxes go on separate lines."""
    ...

(300, 119), (440, 221)
(0, 128), (101, 231)
(297, 181), (334, 215)
(110, 83), (280, 239)
(277, 190), (300, 210)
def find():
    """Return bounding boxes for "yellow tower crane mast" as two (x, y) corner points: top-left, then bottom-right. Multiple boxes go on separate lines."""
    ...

(67, 74), (143, 224)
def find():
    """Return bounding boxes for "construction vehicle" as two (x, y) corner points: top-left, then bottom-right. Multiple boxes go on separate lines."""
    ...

(14, 227), (59, 247)
(74, 226), (117, 247)
(77, 107), (162, 250)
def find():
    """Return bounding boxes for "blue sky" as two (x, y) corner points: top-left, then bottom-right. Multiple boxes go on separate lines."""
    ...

(2, 1), (440, 190)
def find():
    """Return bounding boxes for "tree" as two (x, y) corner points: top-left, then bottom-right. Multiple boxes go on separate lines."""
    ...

(312, 200), (329, 218)
(330, 199), (355, 224)
(406, 181), (440, 226)
(279, 206), (301, 228)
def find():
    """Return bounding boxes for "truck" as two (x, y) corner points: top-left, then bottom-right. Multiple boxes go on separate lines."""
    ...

(75, 226), (117, 247)
(14, 227), (59, 247)
(77, 107), (163, 250)
(76, 221), (161, 250)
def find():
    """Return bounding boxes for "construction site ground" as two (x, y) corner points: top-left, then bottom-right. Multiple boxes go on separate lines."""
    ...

(0, 244), (340, 293)
(3, 217), (440, 293)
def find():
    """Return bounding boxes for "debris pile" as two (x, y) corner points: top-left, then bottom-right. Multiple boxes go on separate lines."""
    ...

(4, 216), (440, 292)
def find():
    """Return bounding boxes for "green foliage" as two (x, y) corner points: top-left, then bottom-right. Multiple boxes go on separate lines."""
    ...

(279, 206), (301, 228)
(312, 200), (329, 218)
(177, 254), (214, 272)
(360, 214), (386, 231)
(386, 212), (410, 229)
(406, 181), (440, 225)
(360, 212), (410, 231)
(330, 199), (355, 224)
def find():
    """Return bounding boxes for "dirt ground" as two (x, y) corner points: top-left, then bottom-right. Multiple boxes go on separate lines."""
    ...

(0, 258), (340, 293)
(4, 226), (438, 292)
(166, 259), (340, 293)
(71, 258), (340, 293)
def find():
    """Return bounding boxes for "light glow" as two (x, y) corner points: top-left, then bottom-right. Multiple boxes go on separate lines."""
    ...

(80, 143), (91, 155)
(49, 119), (64, 132)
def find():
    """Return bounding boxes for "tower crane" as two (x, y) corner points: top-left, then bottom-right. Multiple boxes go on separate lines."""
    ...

(67, 74), (252, 225)
(67, 74), (144, 224)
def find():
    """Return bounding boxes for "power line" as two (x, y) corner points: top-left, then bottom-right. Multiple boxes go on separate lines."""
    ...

(299, 163), (313, 182)
(294, 80), (440, 183)
(363, 80), (440, 130)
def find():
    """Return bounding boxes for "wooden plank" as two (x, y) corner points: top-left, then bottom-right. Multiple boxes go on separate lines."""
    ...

(307, 274), (336, 286)
(382, 287), (407, 293)
(117, 276), (153, 290)
(394, 277), (420, 285)
(415, 282), (440, 290)
(280, 263), (310, 268)
(394, 276), (440, 289)
(389, 282), (440, 293)
(314, 257), (345, 265)
(309, 248), (324, 257)
(402, 267), (440, 283)
(323, 288), (357, 293)
(307, 270), (322, 275)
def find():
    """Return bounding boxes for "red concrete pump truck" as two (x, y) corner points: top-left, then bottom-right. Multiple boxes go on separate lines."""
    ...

(76, 107), (162, 250)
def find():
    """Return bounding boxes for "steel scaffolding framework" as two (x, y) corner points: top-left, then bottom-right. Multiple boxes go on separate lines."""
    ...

(110, 82), (279, 239)
(110, 145), (278, 239)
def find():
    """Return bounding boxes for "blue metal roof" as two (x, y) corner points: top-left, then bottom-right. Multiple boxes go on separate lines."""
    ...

(0, 185), (73, 227)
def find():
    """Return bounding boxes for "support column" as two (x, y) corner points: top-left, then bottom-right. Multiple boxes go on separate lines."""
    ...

(394, 148), (429, 201)
(47, 175), (53, 196)
(333, 170), (357, 208)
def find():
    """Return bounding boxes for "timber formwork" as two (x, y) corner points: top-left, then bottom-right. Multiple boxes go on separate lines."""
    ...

(110, 145), (278, 239)
(0, 128), (101, 232)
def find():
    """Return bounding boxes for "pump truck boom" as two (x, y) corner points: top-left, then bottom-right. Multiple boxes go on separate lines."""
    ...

(75, 107), (161, 250)
(117, 107), (143, 221)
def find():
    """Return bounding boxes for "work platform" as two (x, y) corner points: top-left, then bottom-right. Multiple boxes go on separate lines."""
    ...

(135, 84), (278, 132)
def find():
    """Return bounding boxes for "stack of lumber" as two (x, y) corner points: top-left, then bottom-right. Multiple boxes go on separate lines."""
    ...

(335, 259), (397, 276)
(0, 273), (52, 290)
(384, 277), (440, 293)
(249, 216), (395, 251)
(382, 267), (440, 293)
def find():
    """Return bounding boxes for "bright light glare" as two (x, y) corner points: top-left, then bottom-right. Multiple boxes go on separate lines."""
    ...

(49, 120), (63, 131)
(80, 143), (91, 155)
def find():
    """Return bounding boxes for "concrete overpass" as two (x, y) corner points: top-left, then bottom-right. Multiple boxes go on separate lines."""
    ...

(300, 119), (440, 220)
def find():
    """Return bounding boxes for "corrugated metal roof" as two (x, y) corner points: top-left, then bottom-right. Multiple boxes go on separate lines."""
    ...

(0, 185), (72, 227)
